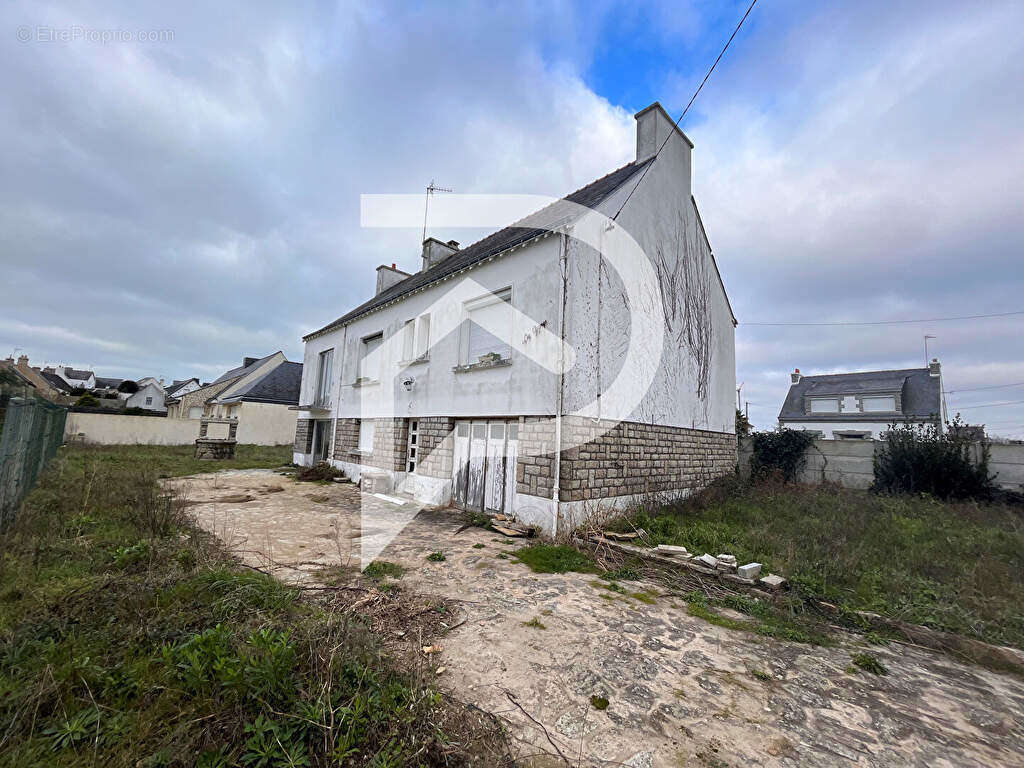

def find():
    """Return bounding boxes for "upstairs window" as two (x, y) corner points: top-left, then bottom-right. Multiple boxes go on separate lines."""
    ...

(358, 333), (383, 382)
(862, 395), (896, 412)
(463, 288), (512, 365)
(314, 348), (333, 406)
(809, 398), (839, 413)
(401, 314), (431, 362)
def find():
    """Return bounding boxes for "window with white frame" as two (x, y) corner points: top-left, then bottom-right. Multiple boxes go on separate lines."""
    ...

(462, 288), (512, 365)
(861, 395), (896, 412)
(406, 419), (418, 472)
(809, 398), (840, 413)
(145, 396), (152, 405)
(401, 315), (431, 362)
(314, 348), (333, 406)
(358, 333), (383, 381)
(358, 419), (375, 452)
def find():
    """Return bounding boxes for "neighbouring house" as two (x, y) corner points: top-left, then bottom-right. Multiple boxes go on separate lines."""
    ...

(125, 378), (167, 412)
(94, 376), (124, 392)
(39, 370), (72, 395)
(0, 357), (38, 391)
(165, 353), (300, 445)
(777, 360), (943, 440)
(2, 355), (66, 400)
(164, 378), (201, 401)
(49, 365), (96, 390)
(294, 102), (737, 533)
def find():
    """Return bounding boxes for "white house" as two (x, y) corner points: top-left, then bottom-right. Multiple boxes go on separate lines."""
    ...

(777, 360), (943, 439)
(125, 377), (167, 412)
(50, 365), (96, 390)
(294, 103), (737, 533)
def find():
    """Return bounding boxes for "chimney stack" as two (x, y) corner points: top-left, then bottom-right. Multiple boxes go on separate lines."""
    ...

(928, 358), (941, 378)
(376, 263), (410, 296)
(634, 102), (694, 164)
(17, 355), (29, 367)
(791, 368), (802, 384)
(421, 237), (459, 272)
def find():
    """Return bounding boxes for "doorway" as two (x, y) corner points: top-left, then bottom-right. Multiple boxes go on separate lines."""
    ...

(311, 420), (331, 462)
(451, 419), (519, 515)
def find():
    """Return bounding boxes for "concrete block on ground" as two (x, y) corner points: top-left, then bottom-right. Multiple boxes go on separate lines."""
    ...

(737, 562), (762, 580)
(759, 573), (787, 590)
(716, 554), (737, 565)
(656, 544), (691, 558)
(695, 553), (718, 569)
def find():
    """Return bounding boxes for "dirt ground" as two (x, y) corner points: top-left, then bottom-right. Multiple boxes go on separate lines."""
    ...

(166, 469), (1024, 768)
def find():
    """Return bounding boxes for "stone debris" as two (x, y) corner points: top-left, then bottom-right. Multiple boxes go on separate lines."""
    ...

(717, 554), (737, 565)
(655, 544), (691, 558)
(604, 530), (640, 541)
(492, 525), (525, 538)
(695, 553), (719, 569)
(759, 574), (787, 590)
(421, 644), (443, 654)
(737, 562), (762, 580)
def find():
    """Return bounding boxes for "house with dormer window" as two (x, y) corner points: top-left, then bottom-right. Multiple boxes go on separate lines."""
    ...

(778, 360), (944, 440)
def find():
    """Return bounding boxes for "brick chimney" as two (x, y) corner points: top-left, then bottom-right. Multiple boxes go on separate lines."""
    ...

(791, 368), (802, 384)
(928, 358), (941, 377)
(376, 263), (410, 296)
(421, 237), (459, 272)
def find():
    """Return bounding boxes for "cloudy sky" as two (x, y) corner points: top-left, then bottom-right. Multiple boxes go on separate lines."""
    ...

(2, 0), (1022, 436)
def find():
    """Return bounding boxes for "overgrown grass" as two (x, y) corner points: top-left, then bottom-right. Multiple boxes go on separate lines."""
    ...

(514, 544), (597, 574)
(608, 476), (1024, 649)
(50, 442), (293, 480)
(0, 445), (505, 767)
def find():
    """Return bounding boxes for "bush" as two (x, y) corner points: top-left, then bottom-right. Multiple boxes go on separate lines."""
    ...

(872, 418), (995, 500)
(74, 393), (100, 408)
(118, 380), (140, 394)
(749, 428), (815, 483)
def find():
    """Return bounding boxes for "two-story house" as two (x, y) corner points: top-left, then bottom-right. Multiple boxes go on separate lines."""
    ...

(777, 360), (944, 439)
(294, 103), (738, 533)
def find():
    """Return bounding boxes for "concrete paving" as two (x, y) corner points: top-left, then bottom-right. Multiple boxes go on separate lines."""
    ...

(167, 469), (1024, 768)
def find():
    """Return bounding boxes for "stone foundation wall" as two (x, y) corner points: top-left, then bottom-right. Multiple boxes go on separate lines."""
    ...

(516, 416), (557, 499)
(366, 418), (408, 472)
(417, 417), (454, 479)
(333, 418), (359, 459)
(294, 418), (312, 453)
(195, 438), (236, 460)
(559, 417), (736, 502)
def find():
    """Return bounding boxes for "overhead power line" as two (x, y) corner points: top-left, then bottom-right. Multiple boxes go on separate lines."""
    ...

(611, 0), (758, 223)
(947, 381), (1024, 394)
(948, 399), (1024, 410)
(741, 310), (1024, 327)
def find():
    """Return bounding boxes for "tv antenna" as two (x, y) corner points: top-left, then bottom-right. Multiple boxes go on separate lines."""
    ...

(422, 180), (453, 245)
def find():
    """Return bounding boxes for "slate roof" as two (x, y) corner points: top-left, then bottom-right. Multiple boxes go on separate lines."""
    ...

(304, 158), (652, 339)
(63, 368), (94, 380)
(218, 361), (302, 405)
(779, 367), (942, 421)
(211, 353), (279, 385)
(40, 371), (71, 392)
(94, 377), (124, 389)
(165, 378), (198, 397)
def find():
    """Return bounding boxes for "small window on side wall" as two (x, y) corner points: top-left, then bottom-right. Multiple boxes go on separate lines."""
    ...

(463, 288), (512, 365)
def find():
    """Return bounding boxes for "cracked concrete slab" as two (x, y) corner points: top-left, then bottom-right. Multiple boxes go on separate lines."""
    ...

(168, 469), (1024, 767)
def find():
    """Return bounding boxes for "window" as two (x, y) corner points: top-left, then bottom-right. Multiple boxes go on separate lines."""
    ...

(835, 430), (872, 440)
(862, 395), (896, 412)
(401, 315), (431, 362)
(358, 333), (383, 381)
(145, 396), (153, 405)
(809, 398), (839, 413)
(314, 348), (333, 407)
(358, 419), (375, 452)
(406, 420), (418, 472)
(463, 288), (512, 365)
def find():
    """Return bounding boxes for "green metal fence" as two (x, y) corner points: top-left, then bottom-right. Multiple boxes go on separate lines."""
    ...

(0, 395), (68, 530)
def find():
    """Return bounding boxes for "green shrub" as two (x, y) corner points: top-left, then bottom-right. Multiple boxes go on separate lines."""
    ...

(873, 418), (995, 500)
(749, 428), (815, 482)
(426, 551), (446, 562)
(74, 393), (100, 408)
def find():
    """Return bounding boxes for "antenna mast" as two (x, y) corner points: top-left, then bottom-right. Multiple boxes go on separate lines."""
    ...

(422, 180), (453, 245)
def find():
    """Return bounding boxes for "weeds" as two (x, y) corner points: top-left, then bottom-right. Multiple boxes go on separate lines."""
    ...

(426, 551), (447, 562)
(294, 461), (345, 484)
(521, 617), (546, 630)
(514, 544), (597, 574)
(0, 446), (508, 767)
(363, 560), (406, 582)
(589, 695), (609, 710)
(851, 652), (889, 676)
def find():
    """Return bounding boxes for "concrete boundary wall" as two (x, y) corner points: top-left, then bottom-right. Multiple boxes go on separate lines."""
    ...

(739, 437), (1024, 492)
(65, 413), (200, 445)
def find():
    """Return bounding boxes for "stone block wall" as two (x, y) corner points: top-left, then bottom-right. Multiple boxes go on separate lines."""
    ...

(294, 418), (312, 453)
(366, 418), (408, 472)
(558, 416), (736, 502)
(333, 418), (359, 459)
(417, 417), (454, 479)
(516, 416), (557, 498)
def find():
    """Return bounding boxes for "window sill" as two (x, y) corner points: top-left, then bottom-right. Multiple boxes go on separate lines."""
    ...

(399, 356), (429, 367)
(453, 358), (512, 374)
(351, 379), (379, 388)
(348, 449), (373, 457)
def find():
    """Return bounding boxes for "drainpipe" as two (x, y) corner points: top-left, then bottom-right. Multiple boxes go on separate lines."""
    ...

(329, 325), (349, 462)
(551, 231), (569, 538)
